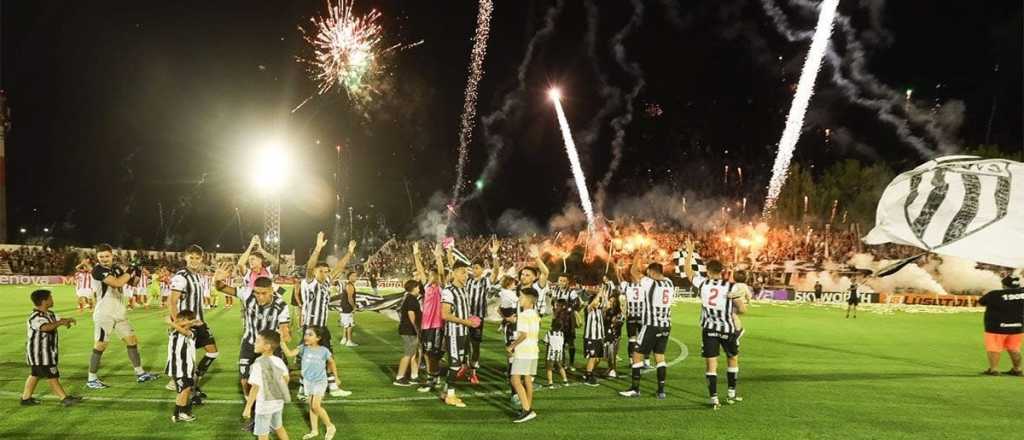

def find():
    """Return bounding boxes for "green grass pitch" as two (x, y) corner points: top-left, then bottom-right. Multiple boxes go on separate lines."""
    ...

(0, 284), (1020, 439)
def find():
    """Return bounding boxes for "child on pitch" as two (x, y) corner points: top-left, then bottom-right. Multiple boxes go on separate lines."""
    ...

(243, 330), (291, 440)
(22, 289), (83, 407)
(544, 300), (570, 389)
(282, 326), (346, 440)
(167, 309), (202, 422)
(507, 287), (541, 423)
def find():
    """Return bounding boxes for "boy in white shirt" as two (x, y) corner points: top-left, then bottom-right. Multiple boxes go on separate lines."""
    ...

(243, 330), (290, 440)
(507, 287), (540, 424)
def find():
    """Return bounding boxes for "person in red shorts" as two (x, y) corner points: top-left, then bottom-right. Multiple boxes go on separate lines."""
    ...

(978, 275), (1024, 376)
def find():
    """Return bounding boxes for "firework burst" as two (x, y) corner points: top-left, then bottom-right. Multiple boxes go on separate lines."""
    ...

(297, 0), (421, 108)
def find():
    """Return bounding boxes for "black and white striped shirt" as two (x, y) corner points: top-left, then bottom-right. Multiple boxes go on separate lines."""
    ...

(551, 286), (581, 311)
(693, 275), (737, 333)
(466, 275), (491, 318)
(442, 285), (471, 338)
(301, 278), (332, 327)
(622, 281), (644, 321)
(640, 276), (675, 328)
(238, 287), (291, 346)
(171, 269), (206, 321)
(165, 329), (196, 379)
(584, 295), (605, 340)
(26, 310), (59, 366)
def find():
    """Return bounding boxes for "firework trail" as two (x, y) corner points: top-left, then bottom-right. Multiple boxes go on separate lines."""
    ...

(550, 89), (596, 230)
(577, 1), (622, 159)
(462, 0), (566, 204)
(595, 0), (645, 215)
(762, 0), (839, 217)
(296, 0), (421, 110)
(450, 0), (495, 209)
(759, 0), (943, 157)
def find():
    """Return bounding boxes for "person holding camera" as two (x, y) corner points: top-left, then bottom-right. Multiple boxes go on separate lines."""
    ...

(86, 244), (160, 389)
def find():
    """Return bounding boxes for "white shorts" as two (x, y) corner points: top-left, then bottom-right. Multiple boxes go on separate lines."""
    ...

(94, 316), (135, 342)
(253, 410), (283, 436)
(510, 358), (537, 376)
(340, 313), (355, 329)
(124, 287), (135, 296)
(76, 289), (93, 298)
(161, 290), (170, 298)
(305, 380), (328, 397)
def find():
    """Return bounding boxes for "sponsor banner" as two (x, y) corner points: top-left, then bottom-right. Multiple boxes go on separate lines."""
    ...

(793, 291), (880, 304)
(755, 288), (794, 301)
(880, 293), (981, 308)
(274, 276), (404, 291)
(0, 275), (67, 286)
(674, 287), (696, 299)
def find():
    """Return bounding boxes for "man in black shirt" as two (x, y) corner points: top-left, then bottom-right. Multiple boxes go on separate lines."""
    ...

(978, 275), (1024, 376)
(394, 280), (422, 386)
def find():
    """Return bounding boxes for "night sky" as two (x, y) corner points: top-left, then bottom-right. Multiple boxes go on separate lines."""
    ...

(2, 0), (1021, 253)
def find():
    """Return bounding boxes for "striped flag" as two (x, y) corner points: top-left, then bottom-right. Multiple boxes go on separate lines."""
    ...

(865, 156), (1024, 268)
(671, 249), (707, 279)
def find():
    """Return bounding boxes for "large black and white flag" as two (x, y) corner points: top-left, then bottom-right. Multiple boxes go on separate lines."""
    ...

(864, 156), (1024, 268)
(670, 249), (707, 278)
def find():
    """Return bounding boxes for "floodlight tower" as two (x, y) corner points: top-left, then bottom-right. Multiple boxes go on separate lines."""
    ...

(253, 144), (289, 271)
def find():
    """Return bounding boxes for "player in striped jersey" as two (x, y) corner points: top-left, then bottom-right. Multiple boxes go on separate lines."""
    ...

(73, 258), (94, 313)
(440, 260), (479, 408)
(88, 244), (160, 389)
(213, 264), (291, 396)
(299, 232), (355, 398)
(132, 267), (151, 310)
(166, 309), (202, 422)
(21, 289), (82, 407)
(620, 252), (675, 400)
(463, 238), (501, 384)
(621, 273), (647, 366)
(684, 239), (747, 409)
(166, 245), (219, 401)
(551, 274), (582, 371)
(583, 284), (609, 386)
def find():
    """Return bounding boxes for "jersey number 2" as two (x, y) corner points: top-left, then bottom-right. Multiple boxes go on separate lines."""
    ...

(708, 288), (720, 307)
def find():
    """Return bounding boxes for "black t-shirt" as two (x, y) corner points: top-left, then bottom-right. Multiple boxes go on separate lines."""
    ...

(340, 283), (355, 313)
(398, 293), (422, 336)
(979, 288), (1024, 334)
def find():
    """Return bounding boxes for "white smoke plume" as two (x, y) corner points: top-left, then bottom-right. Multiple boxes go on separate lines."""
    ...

(930, 255), (1002, 295)
(848, 253), (948, 295)
(464, 0), (566, 203)
(595, 0), (645, 215)
(496, 209), (542, 236)
(577, 0), (623, 158)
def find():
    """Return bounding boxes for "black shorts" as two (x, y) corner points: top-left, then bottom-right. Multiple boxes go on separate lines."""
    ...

(421, 328), (444, 357)
(637, 325), (670, 355)
(584, 339), (605, 358)
(848, 298), (861, 306)
(193, 324), (216, 348)
(564, 330), (576, 345)
(626, 319), (641, 340)
(701, 329), (740, 358)
(30, 365), (59, 379)
(302, 325), (333, 352)
(238, 343), (284, 379)
(502, 323), (516, 346)
(173, 376), (195, 393)
(445, 333), (468, 368)
(468, 326), (483, 343)
(239, 343), (257, 379)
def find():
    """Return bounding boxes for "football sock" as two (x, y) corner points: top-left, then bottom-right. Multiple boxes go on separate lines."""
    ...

(727, 367), (738, 396)
(656, 362), (667, 393)
(126, 345), (143, 371)
(89, 350), (103, 377)
(631, 362), (643, 391)
(706, 373), (718, 398)
(196, 352), (219, 377)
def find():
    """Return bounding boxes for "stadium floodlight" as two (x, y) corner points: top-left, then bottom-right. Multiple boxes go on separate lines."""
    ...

(251, 142), (291, 194)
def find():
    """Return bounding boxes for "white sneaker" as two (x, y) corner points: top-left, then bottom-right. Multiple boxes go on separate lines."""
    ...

(340, 338), (348, 346)
(619, 389), (640, 398)
(302, 432), (319, 440)
(165, 380), (177, 391)
(345, 341), (359, 347)
(607, 370), (617, 378)
(172, 413), (196, 423)
(711, 397), (721, 410)
(330, 388), (352, 397)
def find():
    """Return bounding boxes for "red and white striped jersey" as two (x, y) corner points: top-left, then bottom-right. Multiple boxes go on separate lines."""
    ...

(74, 271), (92, 291)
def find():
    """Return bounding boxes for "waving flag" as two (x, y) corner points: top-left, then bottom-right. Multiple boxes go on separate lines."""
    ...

(864, 156), (1024, 268)
(671, 249), (707, 279)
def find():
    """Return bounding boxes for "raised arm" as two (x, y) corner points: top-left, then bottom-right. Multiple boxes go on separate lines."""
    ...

(530, 245), (550, 288)
(306, 232), (328, 280)
(331, 240), (357, 279)
(629, 251), (645, 283)
(683, 238), (695, 280)
(212, 263), (238, 297)
(432, 243), (447, 285)
(412, 242), (427, 284)
(236, 235), (260, 272)
(488, 238), (501, 284)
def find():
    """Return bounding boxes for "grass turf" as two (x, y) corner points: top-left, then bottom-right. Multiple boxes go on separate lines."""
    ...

(0, 284), (1020, 439)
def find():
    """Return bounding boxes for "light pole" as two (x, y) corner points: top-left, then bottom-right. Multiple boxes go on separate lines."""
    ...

(251, 143), (290, 273)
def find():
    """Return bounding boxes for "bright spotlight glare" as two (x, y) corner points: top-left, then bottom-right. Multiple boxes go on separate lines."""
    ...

(547, 88), (561, 101)
(252, 143), (290, 193)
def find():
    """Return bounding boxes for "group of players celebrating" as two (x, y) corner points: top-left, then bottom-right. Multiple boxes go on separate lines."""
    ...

(23, 231), (751, 436)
